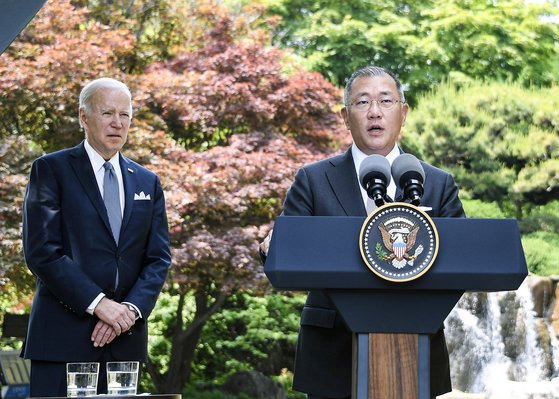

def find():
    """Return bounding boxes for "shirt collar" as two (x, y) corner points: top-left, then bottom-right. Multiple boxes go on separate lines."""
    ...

(351, 142), (400, 173)
(84, 139), (120, 172)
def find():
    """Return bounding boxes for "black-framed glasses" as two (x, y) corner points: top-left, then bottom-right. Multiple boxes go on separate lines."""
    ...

(349, 98), (404, 111)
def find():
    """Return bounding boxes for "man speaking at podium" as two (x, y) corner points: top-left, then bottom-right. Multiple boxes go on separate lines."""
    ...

(21, 78), (171, 397)
(262, 66), (465, 398)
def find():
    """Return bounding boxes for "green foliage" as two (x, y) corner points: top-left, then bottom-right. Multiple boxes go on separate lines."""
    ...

(144, 292), (182, 381)
(273, 368), (306, 399)
(145, 290), (304, 394)
(190, 291), (304, 384)
(72, 0), (214, 71)
(518, 200), (559, 235)
(461, 199), (506, 219)
(181, 387), (250, 399)
(522, 232), (559, 276)
(267, 0), (559, 103)
(404, 81), (559, 219)
(375, 242), (388, 261)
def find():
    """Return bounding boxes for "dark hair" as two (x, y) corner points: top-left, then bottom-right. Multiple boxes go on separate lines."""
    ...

(343, 66), (405, 105)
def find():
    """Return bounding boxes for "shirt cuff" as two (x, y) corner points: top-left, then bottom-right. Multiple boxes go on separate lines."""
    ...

(86, 293), (106, 315)
(122, 302), (142, 320)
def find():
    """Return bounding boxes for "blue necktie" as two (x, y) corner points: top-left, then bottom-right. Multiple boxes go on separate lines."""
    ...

(103, 162), (122, 244)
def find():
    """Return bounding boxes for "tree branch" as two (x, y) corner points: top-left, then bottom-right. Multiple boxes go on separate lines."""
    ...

(178, 285), (228, 342)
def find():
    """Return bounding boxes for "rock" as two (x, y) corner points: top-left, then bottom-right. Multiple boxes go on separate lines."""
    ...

(221, 370), (286, 399)
(535, 318), (554, 379)
(526, 275), (553, 317)
(550, 283), (559, 337)
(499, 291), (525, 361)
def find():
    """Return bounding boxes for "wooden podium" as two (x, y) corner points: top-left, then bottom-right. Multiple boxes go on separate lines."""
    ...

(264, 216), (527, 399)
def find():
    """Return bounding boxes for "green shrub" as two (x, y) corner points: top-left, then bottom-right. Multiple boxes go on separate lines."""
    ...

(404, 81), (559, 219)
(181, 386), (250, 399)
(461, 199), (506, 219)
(191, 292), (304, 384)
(518, 200), (559, 235)
(521, 231), (559, 276)
(145, 290), (305, 395)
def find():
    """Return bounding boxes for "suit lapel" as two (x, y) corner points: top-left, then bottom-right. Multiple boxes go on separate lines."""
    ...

(325, 149), (367, 216)
(120, 155), (136, 236)
(69, 142), (113, 235)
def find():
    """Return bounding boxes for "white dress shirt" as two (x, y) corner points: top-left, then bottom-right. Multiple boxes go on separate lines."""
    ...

(84, 140), (125, 216)
(83, 140), (141, 319)
(351, 143), (400, 214)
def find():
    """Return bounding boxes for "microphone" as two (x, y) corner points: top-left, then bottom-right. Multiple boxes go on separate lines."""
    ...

(392, 154), (425, 206)
(358, 154), (392, 207)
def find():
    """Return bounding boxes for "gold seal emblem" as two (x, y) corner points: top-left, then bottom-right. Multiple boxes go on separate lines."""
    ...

(359, 202), (439, 282)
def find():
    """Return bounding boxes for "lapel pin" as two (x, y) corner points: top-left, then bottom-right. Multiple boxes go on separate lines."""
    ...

(128, 168), (134, 173)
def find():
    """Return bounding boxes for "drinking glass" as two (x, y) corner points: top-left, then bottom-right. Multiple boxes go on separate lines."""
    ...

(106, 361), (139, 395)
(66, 362), (99, 397)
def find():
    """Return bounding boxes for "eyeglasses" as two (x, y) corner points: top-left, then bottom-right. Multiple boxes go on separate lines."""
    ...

(349, 98), (404, 111)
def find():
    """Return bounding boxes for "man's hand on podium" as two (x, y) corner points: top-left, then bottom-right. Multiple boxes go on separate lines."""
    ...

(259, 229), (273, 258)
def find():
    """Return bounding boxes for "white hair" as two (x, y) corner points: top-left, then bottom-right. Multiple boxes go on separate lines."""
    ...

(78, 78), (132, 128)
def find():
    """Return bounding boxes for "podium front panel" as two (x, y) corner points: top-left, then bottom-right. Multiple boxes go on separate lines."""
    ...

(265, 216), (527, 292)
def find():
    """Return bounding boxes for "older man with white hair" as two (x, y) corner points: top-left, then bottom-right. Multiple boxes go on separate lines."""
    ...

(22, 78), (171, 397)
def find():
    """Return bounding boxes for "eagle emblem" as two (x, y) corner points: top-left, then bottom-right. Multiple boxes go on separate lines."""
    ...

(359, 203), (438, 282)
(377, 218), (424, 269)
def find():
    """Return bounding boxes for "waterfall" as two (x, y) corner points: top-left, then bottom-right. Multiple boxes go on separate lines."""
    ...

(444, 278), (559, 393)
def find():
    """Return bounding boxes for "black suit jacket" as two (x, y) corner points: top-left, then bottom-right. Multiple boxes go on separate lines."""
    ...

(282, 148), (465, 398)
(22, 141), (171, 362)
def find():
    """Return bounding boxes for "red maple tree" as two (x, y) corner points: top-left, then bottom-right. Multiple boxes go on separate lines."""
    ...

(0, 0), (348, 392)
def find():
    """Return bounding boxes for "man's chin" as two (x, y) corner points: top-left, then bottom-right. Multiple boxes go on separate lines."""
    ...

(363, 141), (390, 156)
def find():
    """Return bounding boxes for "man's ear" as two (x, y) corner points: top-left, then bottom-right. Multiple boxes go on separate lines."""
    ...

(401, 103), (409, 126)
(341, 107), (350, 129)
(79, 108), (88, 128)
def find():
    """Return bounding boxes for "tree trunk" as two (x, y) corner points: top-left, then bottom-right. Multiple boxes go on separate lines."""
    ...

(148, 286), (228, 394)
(516, 200), (523, 221)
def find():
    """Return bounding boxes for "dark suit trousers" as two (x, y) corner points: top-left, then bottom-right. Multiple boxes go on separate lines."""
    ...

(30, 349), (127, 397)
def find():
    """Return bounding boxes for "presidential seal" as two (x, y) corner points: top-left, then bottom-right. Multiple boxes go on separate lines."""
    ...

(359, 202), (439, 282)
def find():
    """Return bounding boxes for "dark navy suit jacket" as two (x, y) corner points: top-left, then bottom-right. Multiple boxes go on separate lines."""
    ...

(283, 148), (465, 398)
(22, 141), (171, 362)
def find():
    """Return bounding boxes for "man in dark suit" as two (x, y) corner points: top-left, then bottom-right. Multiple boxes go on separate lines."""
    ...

(22, 78), (171, 397)
(261, 66), (464, 398)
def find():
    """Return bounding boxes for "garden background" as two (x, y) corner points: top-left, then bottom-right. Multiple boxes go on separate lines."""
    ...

(0, 0), (558, 397)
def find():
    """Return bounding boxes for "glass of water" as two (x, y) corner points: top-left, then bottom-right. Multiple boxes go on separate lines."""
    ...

(66, 362), (99, 397)
(106, 361), (139, 395)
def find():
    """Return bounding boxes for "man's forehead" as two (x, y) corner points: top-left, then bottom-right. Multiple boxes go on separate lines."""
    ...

(91, 88), (131, 107)
(350, 75), (398, 97)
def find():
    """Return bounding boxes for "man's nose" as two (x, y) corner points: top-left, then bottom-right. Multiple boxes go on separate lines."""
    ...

(367, 101), (383, 117)
(111, 114), (123, 127)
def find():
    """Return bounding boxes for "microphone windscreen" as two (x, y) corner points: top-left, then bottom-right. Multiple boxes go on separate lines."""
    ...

(391, 154), (425, 186)
(358, 154), (391, 189)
